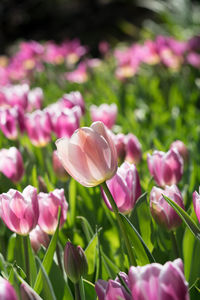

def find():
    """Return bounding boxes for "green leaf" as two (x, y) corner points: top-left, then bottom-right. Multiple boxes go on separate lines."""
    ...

(85, 233), (98, 279)
(162, 194), (200, 240)
(26, 235), (37, 287)
(83, 279), (96, 300)
(68, 179), (77, 227)
(7, 233), (16, 262)
(77, 216), (94, 243)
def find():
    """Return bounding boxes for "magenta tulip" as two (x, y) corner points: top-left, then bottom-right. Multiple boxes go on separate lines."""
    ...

(2, 83), (29, 110)
(0, 277), (18, 300)
(52, 150), (69, 181)
(0, 147), (24, 183)
(29, 225), (50, 253)
(38, 189), (68, 234)
(61, 91), (85, 114)
(193, 188), (200, 223)
(147, 149), (183, 187)
(90, 103), (118, 129)
(125, 133), (142, 164)
(150, 185), (185, 231)
(101, 162), (141, 214)
(0, 185), (39, 235)
(56, 121), (118, 187)
(170, 140), (189, 162)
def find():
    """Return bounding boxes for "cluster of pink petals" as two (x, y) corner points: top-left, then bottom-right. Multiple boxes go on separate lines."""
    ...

(95, 259), (189, 300)
(170, 140), (189, 162)
(150, 184), (184, 231)
(193, 187), (200, 223)
(0, 276), (18, 300)
(90, 103), (118, 129)
(101, 162), (141, 214)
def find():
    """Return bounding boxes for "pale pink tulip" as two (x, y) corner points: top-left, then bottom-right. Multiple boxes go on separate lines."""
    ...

(0, 277), (18, 300)
(90, 103), (118, 129)
(170, 140), (189, 162)
(193, 187), (200, 223)
(56, 121), (118, 187)
(125, 133), (142, 164)
(30, 225), (50, 253)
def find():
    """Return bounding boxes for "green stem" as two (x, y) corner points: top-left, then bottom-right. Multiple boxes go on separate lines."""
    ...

(101, 182), (136, 266)
(56, 244), (63, 274)
(23, 235), (30, 284)
(170, 231), (179, 258)
(74, 282), (81, 300)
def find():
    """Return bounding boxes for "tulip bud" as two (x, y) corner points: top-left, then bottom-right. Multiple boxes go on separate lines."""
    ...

(29, 225), (50, 253)
(193, 187), (200, 223)
(64, 242), (88, 283)
(150, 185), (184, 231)
(90, 103), (118, 129)
(52, 150), (69, 181)
(124, 133), (142, 164)
(0, 277), (18, 300)
(170, 140), (189, 162)
(21, 282), (42, 300)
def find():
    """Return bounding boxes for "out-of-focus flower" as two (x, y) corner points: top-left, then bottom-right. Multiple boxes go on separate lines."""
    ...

(0, 277), (18, 300)
(2, 84), (29, 110)
(61, 91), (85, 114)
(193, 187), (200, 223)
(0, 185), (39, 235)
(27, 87), (43, 112)
(90, 103), (118, 129)
(0, 147), (24, 183)
(38, 189), (68, 235)
(124, 133), (142, 164)
(99, 41), (110, 55)
(30, 225), (50, 253)
(187, 52), (200, 68)
(170, 140), (189, 162)
(128, 259), (189, 300)
(150, 185), (184, 231)
(0, 106), (25, 139)
(56, 121), (118, 187)
(25, 110), (52, 147)
(147, 149), (183, 187)
(64, 241), (88, 283)
(101, 162), (141, 214)
(52, 150), (69, 181)
(65, 62), (88, 83)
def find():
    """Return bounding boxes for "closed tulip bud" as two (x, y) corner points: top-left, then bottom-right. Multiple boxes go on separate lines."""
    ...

(193, 187), (200, 223)
(90, 103), (118, 129)
(52, 150), (69, 181)
(29, 225), (50, 253)
(128, 259), (189, 300)
(170, 140), (189, 162)
(150, 185), (184, 231)
(0, 185), (39, 235)
(147, 149), (183, 187)
(124, 133), (142, 164)
(64, 242), (88, 283)
(56, 121), (118, 187)
(61, 91), (85, 115)
(0, 277), (18, 300)
(0, 147), (24, 183)
(21, 282), (42, 300)
(38, 189), (68, 234)
(101, 162), (141, 214)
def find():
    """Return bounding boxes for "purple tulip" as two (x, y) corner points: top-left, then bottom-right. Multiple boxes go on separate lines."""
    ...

(38, 189), (68, 234)
(90, 103), (118, 129)
(128, 259), (189, 300)
(193, 188), (200, 223)
(124, 133), (142, 164)
(0, 276), (18, 300)
(147, 149), (183, 187)
(0, 185), (39, 235)
(101, 162), (141, 214)
(150, 185), (185, 231)
(170, 140), (189, 163)
(29, 225), (50, 253)
(0, 147), (24, 183)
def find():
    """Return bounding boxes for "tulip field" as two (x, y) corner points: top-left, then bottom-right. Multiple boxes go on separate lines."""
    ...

(0, 31), (200, 300)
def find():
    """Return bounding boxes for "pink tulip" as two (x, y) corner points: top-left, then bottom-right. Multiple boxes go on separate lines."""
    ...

(128, 259), (189, 300)
(21, 282), (42, 300)
(27, 87), (43, 112)
(170, 140), (189, 162)
(38, 189), (68, 234)
(0, 185), (39, 235)
(2, 83), (29, 110)
(101, 162), (141, 214)
(65, 62), (88, 83)
(90, 103), (118, 129)
(25, 110), (52, 147)
(193, 188), (200, 223)
(52, 150), (69, 181)
(150, 185), (184, 231)
(0, 147), (24, 183)
(61, 91), (85, 115)
(30, 225), (50, 253)
(125, 133), (142, 164)
(114, 133), (126, 161)
(0, 277), (18, 300)
(147, 149), (183, 187)
(56, 121), (118, 187)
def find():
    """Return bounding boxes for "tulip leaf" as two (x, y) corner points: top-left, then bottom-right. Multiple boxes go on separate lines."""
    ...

(85, 232), (99, 279)
(83, 279), (96, 300)
(77, 216), (94, 243)
(34, 208), (61, 294)
(119, 213), (155, 265)
(26, 235), (37, 287)
(7, 233), (16, 262)
(68, 179), (77, 227)
(162, 194), (200, 241)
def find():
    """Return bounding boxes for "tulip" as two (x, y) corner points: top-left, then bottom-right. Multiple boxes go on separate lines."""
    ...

(147, 149), (183, 187)
(124, 133), (142, 164)
(95, 279), (132, 300)
(0, 185), (39, 235)
(27, 87), (43, 112)
(56, 121), (118, 187)
(193, 188), (200, 223)
(150, 185), (184, 231)
(128, 259), (189, 300)
(101, 162), (141, 214)
(29, 225), (50, 253)
(38, 188), (68, 234)
(90, 103), (118, 129)
(64, 242), (88, 283)
(61, 91), (85, 115)
(0, 277), (18, 300)
(21, 282), (42, 300)
(0, 147), (24, 183)
(2, 83), (29, 110)
(25, 110), (52, 147)
(52, 150), (69, 181)
(170, 140), (189, 162)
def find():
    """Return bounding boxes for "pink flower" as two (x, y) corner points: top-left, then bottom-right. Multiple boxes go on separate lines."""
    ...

(52, 150), (69, 181)
(61, 91), (85, 115)
(0, 147), (24, 183)
(170, 140), (189, 162)
(65, 62), (88, 83)
(101, 162), (141, 214)
(0, 185), (39, 235)
(147, 149), (183, 187)
(125, 133), (142, 164)
(56, 121), (118, 187)
(193, 188), (200, 223)
(27, 87), (43, 112)
(90, 103), (118, 129)
(187, 52), (200, 68)
(30, 225), (50, 253)
(38, 189), (68, 234)
(0, 277), (18, 300)
(2, 84), (29, 110)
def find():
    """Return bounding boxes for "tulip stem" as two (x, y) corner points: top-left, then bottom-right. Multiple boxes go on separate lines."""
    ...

(56, 244), (63, 274)
(101, 182), (137, 266)
(23, 235), (30, 284)
(74, 282), (82, 300)
(170, 231), (179, 258)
